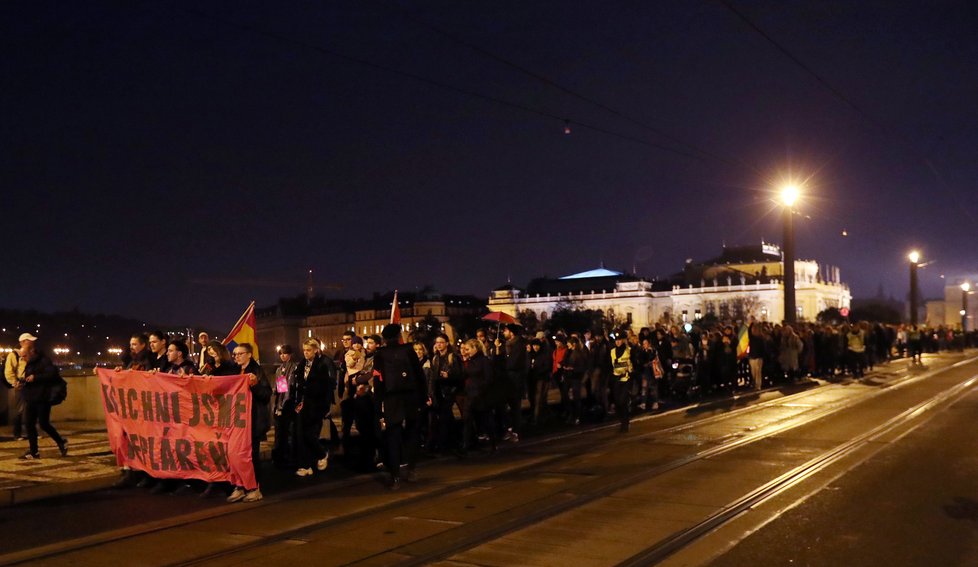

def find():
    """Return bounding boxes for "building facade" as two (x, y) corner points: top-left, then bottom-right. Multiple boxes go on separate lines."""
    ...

(927, 277), (977, 330)
(256, 291), (483, 362)
(489, 243), (851, 328)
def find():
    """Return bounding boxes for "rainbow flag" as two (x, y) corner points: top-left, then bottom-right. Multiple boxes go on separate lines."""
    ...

(223, 301), (259, 362)
(736, 324), (750, 360)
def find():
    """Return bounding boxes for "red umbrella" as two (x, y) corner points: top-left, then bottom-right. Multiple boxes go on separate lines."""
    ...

(482, 311), (520, 337)
(482, 311), (518, 325)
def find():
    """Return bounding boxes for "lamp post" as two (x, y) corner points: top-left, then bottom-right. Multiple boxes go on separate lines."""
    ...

(781, 185), (799, 324)
(908, 251), (920, 326)
(962, 282), (970, 333)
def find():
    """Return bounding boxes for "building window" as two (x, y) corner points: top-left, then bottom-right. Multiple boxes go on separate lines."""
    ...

(681, 310), (688, 322)
(694, 309), (702, 320)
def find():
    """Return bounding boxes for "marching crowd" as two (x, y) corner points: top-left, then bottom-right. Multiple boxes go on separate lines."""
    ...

(5, 319), (973, 503)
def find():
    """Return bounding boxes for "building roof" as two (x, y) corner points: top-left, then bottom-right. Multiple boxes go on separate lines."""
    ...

(559, 268), (625, 280)
(705, 243), (782, 265)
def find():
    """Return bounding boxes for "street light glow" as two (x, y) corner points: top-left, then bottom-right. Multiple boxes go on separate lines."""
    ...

(962, 282), (971, 292)
(908, 250), (920, 264)
(781, 184), (799, 207)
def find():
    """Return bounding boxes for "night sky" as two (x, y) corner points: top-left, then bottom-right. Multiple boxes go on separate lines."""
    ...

(3, 1), (976, 330)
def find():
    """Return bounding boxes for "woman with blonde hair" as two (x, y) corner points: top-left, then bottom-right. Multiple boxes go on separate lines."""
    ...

(292, 338), (336, 477)
(458, 338), (495, 456)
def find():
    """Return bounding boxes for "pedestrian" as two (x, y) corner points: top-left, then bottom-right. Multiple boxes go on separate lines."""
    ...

(748, 323), (766, 390)
(161, 340), (197, 375)
(226, 343), (272, 503)
(196, 332), (211, 373)
(495, 324), (527, 441)
(4, 334), (31, 440)
(373, 324), (426, 489)
(527, 338), (551, 425)
(609, 334), (633, 432)
(18, 337), (68, 460)
(428, 333), (462, 455)
(586, 331), (610, 419)
(292, 338), (335, 479)
(413, 341), (433, 449)
(458, 338), (496, 456)
(147, 330), (169, 370)
(113, 333), (153, 489)
(778, 324), (803, 382)
(561, 336), (588, 425)
(271, 345), (298, 467)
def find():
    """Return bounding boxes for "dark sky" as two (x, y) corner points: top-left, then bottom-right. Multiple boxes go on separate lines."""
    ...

(3, 1), (977, 330)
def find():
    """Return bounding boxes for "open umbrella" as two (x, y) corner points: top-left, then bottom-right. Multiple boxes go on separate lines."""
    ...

(482, 311), (520, 338)
(482, 311), (518, 325)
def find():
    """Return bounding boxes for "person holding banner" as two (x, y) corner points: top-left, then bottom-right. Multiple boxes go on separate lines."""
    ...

(292, 338), (336, 478)
(227, 343), (271, 503)
(161, 340), (197, 375)
(203, 342), (237, 376)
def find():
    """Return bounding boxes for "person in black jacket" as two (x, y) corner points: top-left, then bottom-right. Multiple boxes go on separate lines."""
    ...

(428, 333), (463, 455)
(19, 340), (67, 460)
(494, 324), (527, 441)
(292, 338), (336, 479)
(372, 324), (426, 489)
(459, 338), (496, 456)
(225, 342), (272, 503)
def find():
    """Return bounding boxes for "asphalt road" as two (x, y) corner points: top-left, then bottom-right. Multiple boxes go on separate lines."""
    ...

(704, 370), (978, 567)
(2, 352), (976, 566)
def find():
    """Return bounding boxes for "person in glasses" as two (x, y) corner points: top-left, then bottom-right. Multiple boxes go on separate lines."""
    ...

(226, 343), (272, 503)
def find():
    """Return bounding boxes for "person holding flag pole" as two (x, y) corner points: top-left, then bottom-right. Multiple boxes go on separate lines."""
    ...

(222, 302), (272, 503)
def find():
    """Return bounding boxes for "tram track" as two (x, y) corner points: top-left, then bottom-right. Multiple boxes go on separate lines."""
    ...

(176, 356), (978, 567)
(615, 372), (978, 566)
(3, 354), (973, 566)
(372, 361), (978, 567)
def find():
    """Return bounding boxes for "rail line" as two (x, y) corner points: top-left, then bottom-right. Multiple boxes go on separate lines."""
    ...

(3, 354), (973, 566)
(615, 372), (978, 566)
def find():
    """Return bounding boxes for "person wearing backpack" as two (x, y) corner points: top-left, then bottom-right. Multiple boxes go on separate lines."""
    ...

(19, 337), (68, 460)
(372, 324), (426, 490)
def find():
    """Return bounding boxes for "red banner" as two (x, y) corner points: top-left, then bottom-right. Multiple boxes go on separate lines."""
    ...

(97, 369), (257, 490)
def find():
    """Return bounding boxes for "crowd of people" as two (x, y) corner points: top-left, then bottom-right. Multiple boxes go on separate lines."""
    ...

(5, 319), (974, 502)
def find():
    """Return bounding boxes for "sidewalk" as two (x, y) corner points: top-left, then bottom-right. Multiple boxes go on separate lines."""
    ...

(0, 422), (279, 508)
(0, 422), (118, 507)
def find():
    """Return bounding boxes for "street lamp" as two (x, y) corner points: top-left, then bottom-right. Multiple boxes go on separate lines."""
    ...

(908, 251), (920, 326)
(961, 282), (970, 333)
(781, 184), (799, 323)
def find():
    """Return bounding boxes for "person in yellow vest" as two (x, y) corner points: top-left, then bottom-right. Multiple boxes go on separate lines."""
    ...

(609, 333), (634, 433)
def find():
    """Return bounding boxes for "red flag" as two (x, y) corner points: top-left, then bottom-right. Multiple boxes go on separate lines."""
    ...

(390, 290), (401, 324)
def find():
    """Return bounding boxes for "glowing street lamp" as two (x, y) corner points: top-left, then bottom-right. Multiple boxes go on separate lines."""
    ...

(908, 251), (921, 326)
(781, 184), (800, 323)
(961, 282), (971, 333)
